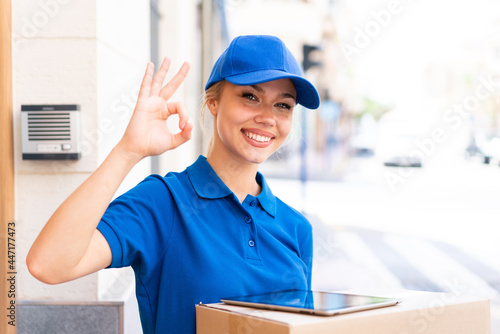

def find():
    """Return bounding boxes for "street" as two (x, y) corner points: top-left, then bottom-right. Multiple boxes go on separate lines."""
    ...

(267, 155), (500, 332)
(268, 154), (500, 253)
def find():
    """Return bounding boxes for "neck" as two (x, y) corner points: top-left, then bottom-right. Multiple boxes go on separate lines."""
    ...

(206, 152), (261, 203)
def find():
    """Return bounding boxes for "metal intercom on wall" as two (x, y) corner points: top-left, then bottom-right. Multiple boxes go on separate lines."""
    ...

(21, 104), (81, 160)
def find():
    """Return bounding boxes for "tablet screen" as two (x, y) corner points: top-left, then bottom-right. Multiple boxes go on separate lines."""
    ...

(221, 289), (400, 315)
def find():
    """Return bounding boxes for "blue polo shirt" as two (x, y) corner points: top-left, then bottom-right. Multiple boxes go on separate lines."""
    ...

(97, 155), (313, 334)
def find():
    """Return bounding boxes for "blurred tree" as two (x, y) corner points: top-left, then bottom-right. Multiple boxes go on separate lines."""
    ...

(359, 96), (389, 121)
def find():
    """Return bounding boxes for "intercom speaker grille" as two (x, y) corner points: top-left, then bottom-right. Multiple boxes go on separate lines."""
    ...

(27, 112), (72, 141)
(21, 104), (81, 160)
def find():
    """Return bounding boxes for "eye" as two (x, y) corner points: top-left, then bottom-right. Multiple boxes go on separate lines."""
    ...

(242, 92), (258, 102)
(275, 102), (293, 110)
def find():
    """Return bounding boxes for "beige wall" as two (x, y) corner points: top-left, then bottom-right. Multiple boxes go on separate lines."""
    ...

(13, 0), (201, 331)
(13, 0), (101, 301)
(13, 0), (154, 302)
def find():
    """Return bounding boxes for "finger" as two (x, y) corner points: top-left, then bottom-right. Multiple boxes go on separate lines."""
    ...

(138, 62), (154, 99)
(170, 122), (193, 149)
(158, 99), (171, 120)
(159, 62), (190, 100)
(166, 101), (190, 129)
(180, 122), (193, 141)
(150, 57), (171, 97)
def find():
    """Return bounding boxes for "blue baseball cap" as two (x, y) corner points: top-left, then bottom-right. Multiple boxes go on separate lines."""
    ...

(205, 35), (320, 110)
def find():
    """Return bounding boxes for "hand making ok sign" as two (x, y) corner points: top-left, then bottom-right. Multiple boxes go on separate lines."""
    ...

(118, 57), (193, 162)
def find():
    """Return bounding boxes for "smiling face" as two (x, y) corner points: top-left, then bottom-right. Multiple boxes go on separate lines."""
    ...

(207, 79), (297, 166)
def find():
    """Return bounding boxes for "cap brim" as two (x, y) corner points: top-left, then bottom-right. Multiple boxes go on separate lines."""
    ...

(225, 70), (320, 110)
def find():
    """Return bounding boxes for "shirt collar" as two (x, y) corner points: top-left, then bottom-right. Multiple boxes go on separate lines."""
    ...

(187, 155), (233, 199)
(187, 155), (277, 217)
(255, 172), (276, 217)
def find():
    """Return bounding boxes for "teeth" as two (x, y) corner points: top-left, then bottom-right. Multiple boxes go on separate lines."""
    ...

(244, 131), (271, 143)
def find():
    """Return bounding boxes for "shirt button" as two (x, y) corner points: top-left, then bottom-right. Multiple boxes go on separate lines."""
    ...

(250, 200), (256, 207)
(248, 240), (255, 247)
(244, 216), (252, 224)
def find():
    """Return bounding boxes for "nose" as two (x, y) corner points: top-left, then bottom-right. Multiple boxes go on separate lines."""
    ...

(254, 105), (276, 127)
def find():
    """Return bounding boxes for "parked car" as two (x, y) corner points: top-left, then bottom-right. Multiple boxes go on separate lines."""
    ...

(378, 134), (423, 167)
(376, 111), (426, 168)
(351, 114), (378, 157)
(473, 134), (500, 165)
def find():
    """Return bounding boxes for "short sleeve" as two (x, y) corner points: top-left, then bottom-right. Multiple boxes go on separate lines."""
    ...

(97, 175), (175, 271)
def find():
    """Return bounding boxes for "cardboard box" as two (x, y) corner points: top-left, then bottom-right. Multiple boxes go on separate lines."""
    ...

(196, 290), (490, 334)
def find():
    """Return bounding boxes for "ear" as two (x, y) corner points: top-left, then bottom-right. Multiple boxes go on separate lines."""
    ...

(207, 98), (219, 116)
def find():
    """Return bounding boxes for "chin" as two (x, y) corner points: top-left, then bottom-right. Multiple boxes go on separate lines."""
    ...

(242, 149), (275, 166)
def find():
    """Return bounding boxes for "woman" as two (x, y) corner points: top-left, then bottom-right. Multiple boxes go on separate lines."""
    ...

(27, 35), (320, 334)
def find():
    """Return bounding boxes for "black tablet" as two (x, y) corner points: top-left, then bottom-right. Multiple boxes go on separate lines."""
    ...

(221, 289), (401, 316)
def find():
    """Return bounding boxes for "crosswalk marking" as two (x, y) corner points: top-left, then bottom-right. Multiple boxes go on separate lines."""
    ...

(353, 229), (443, 292)
(334, 232), (404, 289)
(308, 215), (499, 332)
(384, 235), (499, 299)
(431, 241), (500, 292)
(311, 217), (499, 301)
(460, 246), (500, 280)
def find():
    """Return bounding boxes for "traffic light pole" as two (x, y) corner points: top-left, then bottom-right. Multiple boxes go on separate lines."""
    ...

(300, 44), (322, 211)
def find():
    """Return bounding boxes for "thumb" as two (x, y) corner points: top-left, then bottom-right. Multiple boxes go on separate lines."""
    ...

(170, 121), (193, 148)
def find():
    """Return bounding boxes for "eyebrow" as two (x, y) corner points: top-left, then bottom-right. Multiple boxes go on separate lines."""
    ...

(250, 85), (297, 102)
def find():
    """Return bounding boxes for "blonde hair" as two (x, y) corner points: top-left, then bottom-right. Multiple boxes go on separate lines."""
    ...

(200, 81), (226, 156)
